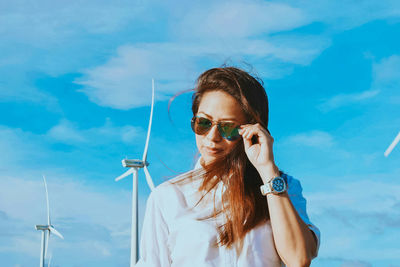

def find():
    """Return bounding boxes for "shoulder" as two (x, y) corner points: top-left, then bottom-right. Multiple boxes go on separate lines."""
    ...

(147, 168), (205, 220)
(281, 172), (308, 212)
(152, 168), (205, 198)
(281, 172), (304, 196)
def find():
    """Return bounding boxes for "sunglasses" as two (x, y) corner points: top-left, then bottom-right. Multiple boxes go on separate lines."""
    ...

(191, 116), (241, 141)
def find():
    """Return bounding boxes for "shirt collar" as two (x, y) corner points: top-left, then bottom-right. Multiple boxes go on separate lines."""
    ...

(194, 157), (203, 170)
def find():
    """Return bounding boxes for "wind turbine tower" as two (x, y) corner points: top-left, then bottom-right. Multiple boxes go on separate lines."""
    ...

(115, 79), (156, 266)
(35, 175), (64, 267)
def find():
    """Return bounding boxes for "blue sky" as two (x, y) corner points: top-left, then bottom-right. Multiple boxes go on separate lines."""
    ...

(1, 0), (399, 266)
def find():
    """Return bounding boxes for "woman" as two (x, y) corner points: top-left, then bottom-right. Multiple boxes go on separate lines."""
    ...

(136, 67), (320, 267)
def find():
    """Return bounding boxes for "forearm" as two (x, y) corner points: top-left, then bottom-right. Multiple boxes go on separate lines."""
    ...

(259, 166), (317, 267)
(267, 192), (316, 266)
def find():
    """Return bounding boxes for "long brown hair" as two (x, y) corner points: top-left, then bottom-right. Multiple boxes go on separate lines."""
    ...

(191, 67), (273, 248)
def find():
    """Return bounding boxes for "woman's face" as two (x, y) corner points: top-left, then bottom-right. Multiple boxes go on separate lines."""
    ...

(195, 90), (247, 165)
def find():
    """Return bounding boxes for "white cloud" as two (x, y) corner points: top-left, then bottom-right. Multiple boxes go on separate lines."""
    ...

(0, 123), (183, 265)
(267, 35), (331, 65)
(317, 89), (380, 112)
(309, 179), (400, 214)
(47, 120), (86, 143)
(74, 0), (336, 110)
(0, 0), (153, 105)
(0, 64), (60, 109)
(176, 1), (309, 39)
(0, 126), (49, 171)
(77, 48), (162, 109)
(0, 173), (148, 263)
(340, 259), (372, 267)
(76, 35), (330, 109)
(307, 178), (400, 261)
(75, 44), (198, 109)
(47, 118), (142, 145)
(284, 130), (334, 148)
(0, 121), (146, 185)
(317, 54), (400, 112)
(373, 55), (400, 86)
(0, 0), (146, 46)
(2, 0), (399, 110)
(2, 0), (398, 49)
(172, 0), (400, 38)
(0, 84), (57, 107)
(288, 0), (400, 31)
(316, 257), (372, 267)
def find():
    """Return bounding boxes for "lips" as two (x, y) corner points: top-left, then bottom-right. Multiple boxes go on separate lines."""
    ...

(204, 146), (223, 154)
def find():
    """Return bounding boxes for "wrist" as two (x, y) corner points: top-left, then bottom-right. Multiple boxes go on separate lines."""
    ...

(257, 163), (280, 184)
(260, 174), (287, 196)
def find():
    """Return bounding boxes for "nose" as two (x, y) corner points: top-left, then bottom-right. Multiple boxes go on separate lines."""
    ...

(205, 124), (222, 142)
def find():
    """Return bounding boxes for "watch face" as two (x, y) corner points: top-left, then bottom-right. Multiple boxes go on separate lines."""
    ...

(272, 177), (286, 193)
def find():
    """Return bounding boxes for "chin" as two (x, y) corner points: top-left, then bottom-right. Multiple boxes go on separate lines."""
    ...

(201, 156), (215, 165)
(201, 153), (225, 166)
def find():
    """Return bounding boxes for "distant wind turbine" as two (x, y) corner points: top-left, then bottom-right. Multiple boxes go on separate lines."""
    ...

(384, 131), (400, 157)
(35, 175), (64, 267)
(115, 79), (156, 266)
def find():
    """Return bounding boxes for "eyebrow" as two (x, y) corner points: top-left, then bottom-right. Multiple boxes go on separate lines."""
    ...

(197, 112), (238, 122)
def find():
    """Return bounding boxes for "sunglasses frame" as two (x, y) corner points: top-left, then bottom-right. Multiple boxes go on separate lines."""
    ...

(191, 115), (241, 141)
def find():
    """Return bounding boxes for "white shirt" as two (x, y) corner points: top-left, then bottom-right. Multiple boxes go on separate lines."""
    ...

(136, 162), (320, 267)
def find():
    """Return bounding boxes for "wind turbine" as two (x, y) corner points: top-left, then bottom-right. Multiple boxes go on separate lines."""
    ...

(35, 175), (64, 267)
(384, 131), (400, 157)
(115, 79), (156, 266)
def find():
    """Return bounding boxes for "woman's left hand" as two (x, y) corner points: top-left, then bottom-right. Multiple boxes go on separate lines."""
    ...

(239, 123), (279, 179)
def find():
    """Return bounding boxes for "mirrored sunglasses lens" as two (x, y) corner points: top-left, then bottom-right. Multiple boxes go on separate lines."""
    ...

(219, 123), (240, 140)
(192, 117), (212, 135)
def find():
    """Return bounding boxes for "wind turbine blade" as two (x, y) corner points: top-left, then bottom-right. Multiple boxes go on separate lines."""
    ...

(43, 175), (51, 226)
(143, 165), (155, 191)
(49, 226), (64, 239)
(115, 168), (134, 182)
(384, 131), (400, 157)
(142, 78), (155, 162)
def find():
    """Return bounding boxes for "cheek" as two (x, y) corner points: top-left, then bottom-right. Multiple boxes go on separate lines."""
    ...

(224, 141), (237, 153)
(195, 134), (203, 151)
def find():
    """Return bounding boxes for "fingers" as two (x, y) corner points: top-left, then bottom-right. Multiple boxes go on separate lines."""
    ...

(239, 123), (272, 142)
(242, 132), (253, 150)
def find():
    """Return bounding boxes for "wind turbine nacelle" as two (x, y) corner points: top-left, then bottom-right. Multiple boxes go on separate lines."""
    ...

(35, 225), (49, 231)
(122, 159), (149, 168)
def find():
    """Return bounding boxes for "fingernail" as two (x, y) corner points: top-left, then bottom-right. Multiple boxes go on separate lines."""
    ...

(238, 129), (243, 134)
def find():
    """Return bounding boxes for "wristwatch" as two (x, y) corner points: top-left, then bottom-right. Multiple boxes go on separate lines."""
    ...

(260, 175), (287, 196)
